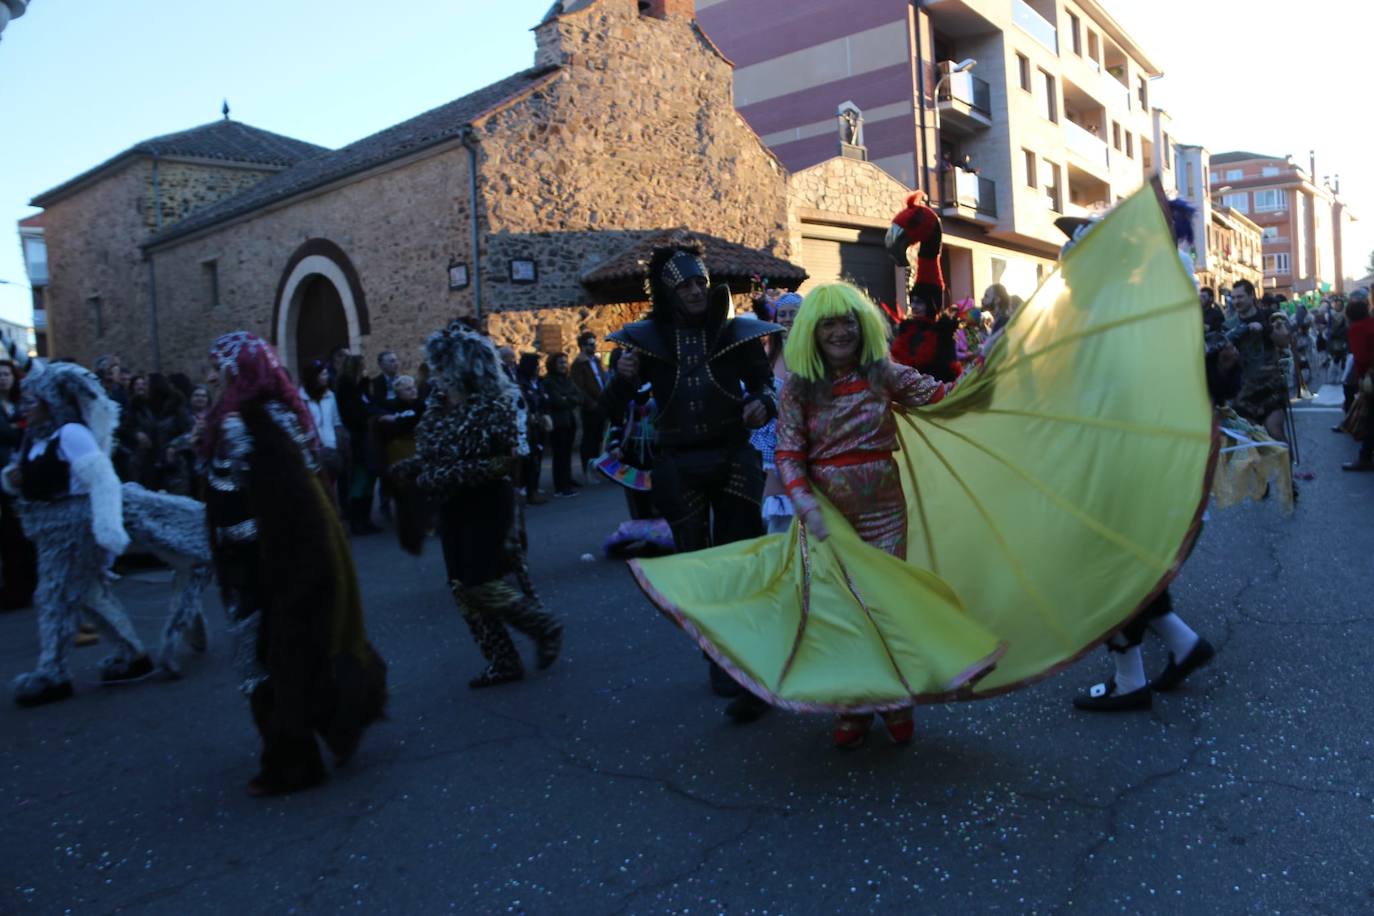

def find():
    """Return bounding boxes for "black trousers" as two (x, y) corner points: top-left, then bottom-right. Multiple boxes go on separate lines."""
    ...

(579, 408), (606, 469)
(549, 426), (576, 492)
(651, 444), (764, 553)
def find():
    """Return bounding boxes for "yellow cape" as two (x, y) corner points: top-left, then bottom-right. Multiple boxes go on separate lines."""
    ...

(630, 184), (1215, 711)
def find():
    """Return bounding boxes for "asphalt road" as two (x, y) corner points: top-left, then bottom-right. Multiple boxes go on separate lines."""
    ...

(2, 409), (1372, 915)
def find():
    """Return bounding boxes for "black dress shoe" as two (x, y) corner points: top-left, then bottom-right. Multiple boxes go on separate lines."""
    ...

(1151, 638), (1215, 692)
(708, 660), (743, 698)
(1073, 678), (1152, 711)
(14, 679), (74, 708)
(725, 692), (770, 723)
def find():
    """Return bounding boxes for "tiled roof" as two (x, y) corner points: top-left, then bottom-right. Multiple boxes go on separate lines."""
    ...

(539, 0), (600, 23)
(31, 120), (328, 206)
(582, 229), (806, 301)
(1210, 151), (1283, 165)
(145, 67), (561, 250)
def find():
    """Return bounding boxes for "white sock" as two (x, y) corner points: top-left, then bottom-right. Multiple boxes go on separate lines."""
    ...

(1148, 613), (1199, 660)
(1109, 644), (1147, 693)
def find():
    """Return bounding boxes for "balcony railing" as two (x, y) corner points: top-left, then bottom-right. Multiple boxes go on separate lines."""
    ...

(1064, 119), (1109, 170)
(1013, 0), (1058, 54)
(941, 168), (997, 219)
(1101, 71), (1131, 111)
(938, 71), (992, 115)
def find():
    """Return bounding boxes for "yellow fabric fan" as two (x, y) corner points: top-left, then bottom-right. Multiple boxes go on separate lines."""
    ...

(630, 184), (1215, 709)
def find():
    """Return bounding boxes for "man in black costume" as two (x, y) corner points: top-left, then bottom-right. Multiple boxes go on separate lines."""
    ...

(604, 234), (781, 721)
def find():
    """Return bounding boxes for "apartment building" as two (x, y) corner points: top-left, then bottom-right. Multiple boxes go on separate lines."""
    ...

(1175, 144), (1262, 296)
(16, 213), (46, 356)
(697, 0), (1169, 302)
(1208, 151), (1356, 298)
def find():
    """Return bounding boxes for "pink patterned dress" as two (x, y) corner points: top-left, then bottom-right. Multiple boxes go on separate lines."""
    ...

(775, 365), (949, 558)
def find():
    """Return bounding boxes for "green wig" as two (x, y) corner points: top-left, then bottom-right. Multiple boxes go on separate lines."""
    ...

(784, 281), (893, 382)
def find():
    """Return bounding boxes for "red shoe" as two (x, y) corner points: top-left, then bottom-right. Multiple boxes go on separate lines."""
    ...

(880, 708), (914, 745)
(833, 714), (873, 749)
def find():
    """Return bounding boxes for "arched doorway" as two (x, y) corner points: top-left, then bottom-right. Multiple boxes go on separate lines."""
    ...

(272, 239), (371, 375)
(294, 274), (349, 370)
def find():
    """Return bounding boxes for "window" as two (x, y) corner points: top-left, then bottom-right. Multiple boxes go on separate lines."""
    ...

(1069, 12), (1082, 55)
(1111, 121), (1121, 151)
(1024, 149), (1038, 188)
(1087, 30), (1099, 63)
(1125, 131), (1133, 159)
(88, 296), (103, 338)
(1262, 166), (1280, 177)
(1253, 188), (1287, 212)
(1041, 159), (1062, 212)
(1221, 192), (1248, 213)
(1136, 76), (1147, 110)
(202, 259), (220, 309)
(1264, 252), (1291, 274)
(1209, 171), (1219, 183)
(1261, 226), (1279, 240)
(1040, 69), (1057, 122)
(1162, 133), (1171, 169)
(1017, 53), (1031, 92)
(1225, 168), (1243, 181)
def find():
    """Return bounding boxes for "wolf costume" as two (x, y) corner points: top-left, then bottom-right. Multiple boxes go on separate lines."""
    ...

(5, 362), (153, 707)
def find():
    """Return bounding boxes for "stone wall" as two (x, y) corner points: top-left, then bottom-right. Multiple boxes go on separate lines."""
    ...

(40, 161), (152, 365)
(145, 161), (278, 230)
(478, 0), (791, 316)
(41, 157), (283, 370)
(138, 0), (793, 373)
(146, 149), (475, 378)
(787, 155), (913, 254)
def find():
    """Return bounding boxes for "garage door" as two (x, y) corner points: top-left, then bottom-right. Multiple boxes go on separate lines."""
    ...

(800, 230), (897, 308)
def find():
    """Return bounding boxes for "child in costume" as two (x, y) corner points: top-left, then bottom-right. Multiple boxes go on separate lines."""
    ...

(202, 331), (388, 796)
(5, 362), (154, 707)
(393, 322), (563, 689)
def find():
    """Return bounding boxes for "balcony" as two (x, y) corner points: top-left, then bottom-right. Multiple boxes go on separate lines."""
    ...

(1064, 119), (1109, 173)
(940, 168), (997, 225)
(1100, 71), (1131, 112)
(1013, 0), (1058, 54)
(937, 71), (993, 133)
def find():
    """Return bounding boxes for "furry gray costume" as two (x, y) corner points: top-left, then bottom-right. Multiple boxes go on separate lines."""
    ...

(121, 482), (213, 674)
(5, 362), (151, 706)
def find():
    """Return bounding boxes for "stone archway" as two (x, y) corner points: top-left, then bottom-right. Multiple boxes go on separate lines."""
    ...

(272, 239), (370, 374)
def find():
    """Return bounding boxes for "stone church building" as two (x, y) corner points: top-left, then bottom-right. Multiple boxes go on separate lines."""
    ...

(33, 0), (914, 377)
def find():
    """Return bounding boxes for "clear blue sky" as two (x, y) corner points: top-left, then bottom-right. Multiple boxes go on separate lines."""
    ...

(2, 0), (1368, 327)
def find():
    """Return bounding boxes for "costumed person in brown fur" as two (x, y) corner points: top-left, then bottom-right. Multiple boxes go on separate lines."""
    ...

(885, 192), (964, 382)
(201, 332), (387, 796)
(392, 321), (563, 689)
